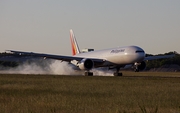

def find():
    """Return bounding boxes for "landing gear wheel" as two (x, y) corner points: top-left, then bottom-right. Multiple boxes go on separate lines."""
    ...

(113, 72), (123, 76)
(85, 72), (93, 76)
(134, 69), (139, 72)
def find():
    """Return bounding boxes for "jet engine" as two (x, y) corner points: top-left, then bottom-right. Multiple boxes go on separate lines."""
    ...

(134, 61), (146, 72)
(78, 59), (94, 70)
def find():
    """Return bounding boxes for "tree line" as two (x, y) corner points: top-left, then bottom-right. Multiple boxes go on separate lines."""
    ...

(145, 52), (180, 70)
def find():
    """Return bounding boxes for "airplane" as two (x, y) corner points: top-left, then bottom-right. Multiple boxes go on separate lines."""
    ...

(7, 29), (174, 76)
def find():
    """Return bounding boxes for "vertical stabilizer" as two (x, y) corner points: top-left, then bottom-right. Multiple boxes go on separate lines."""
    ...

(70, 29), (80, 55)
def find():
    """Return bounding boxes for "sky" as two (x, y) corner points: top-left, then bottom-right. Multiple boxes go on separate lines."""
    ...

(0, 0), (180, 55)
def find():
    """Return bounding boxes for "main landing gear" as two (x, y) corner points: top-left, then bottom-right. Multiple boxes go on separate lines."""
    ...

(84, 71), (93, 76)
(84, 67), (123, 76)
(113, 67), (123, 76)
(113, 72), (123, 76)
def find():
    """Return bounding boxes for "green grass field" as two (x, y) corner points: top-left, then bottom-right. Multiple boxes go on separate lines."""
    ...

(0, 72), (180, 113)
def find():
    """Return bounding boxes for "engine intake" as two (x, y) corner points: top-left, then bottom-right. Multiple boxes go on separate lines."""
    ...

(78, 59), (94, 70)
(138, 61), (146, 70)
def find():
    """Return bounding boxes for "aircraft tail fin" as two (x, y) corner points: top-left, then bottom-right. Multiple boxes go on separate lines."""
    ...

(70, 29), (80, 55)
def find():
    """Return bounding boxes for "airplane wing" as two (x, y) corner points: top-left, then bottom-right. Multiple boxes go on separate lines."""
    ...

(144, 54), (175, 61)
(6, 50), (105, 64)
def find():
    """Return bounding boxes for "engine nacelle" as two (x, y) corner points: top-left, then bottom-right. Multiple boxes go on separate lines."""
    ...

(134, 61), (146, 71)
(78, 59), (94, 70)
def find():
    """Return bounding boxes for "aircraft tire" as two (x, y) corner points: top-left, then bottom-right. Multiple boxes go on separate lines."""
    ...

(134, 69), (139, 72)
(113, 72), (123, 76)
(85, 72), (93, 76)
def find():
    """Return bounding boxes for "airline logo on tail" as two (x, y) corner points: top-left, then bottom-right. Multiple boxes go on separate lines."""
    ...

(70, 29), (80, 55)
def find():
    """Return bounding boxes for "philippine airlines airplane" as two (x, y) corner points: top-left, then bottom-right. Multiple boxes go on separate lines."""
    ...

(8, 30), (174, 76)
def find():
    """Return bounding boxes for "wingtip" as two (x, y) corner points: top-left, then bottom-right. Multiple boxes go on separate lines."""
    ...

(70, 29), (73, 33)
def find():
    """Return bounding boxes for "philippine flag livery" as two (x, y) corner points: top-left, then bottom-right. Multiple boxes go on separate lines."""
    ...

(70, 29), (80, 55)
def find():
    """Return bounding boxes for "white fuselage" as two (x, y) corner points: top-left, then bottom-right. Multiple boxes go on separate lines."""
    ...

(75, 46), (145, 66)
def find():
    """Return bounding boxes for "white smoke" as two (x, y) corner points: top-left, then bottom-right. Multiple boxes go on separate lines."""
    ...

(0, 61), (49, 74)
(92, 68), (114, 76)
(48, 60), (84, 75)
(0, 60), (114, 76)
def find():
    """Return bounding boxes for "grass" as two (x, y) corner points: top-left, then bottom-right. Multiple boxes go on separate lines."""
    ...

(0, 72), (180, 113)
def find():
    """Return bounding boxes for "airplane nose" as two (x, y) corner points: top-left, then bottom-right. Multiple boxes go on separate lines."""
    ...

(125, 46), (145, 63)
(135, 50), (145, 61)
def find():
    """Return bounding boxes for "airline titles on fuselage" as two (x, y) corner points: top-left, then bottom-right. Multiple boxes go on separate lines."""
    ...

(110, 49), (125, 53)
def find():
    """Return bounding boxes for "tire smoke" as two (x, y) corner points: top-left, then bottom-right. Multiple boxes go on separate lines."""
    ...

(0, 59), (113, 76)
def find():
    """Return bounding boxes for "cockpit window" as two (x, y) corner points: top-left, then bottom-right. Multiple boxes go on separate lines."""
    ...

(136, 50), (144, 53)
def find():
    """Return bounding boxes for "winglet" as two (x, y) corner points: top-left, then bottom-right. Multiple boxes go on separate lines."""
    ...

(70, 29), (80, 55)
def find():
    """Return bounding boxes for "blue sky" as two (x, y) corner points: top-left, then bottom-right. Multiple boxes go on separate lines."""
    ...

(0, 0), (180, 55)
